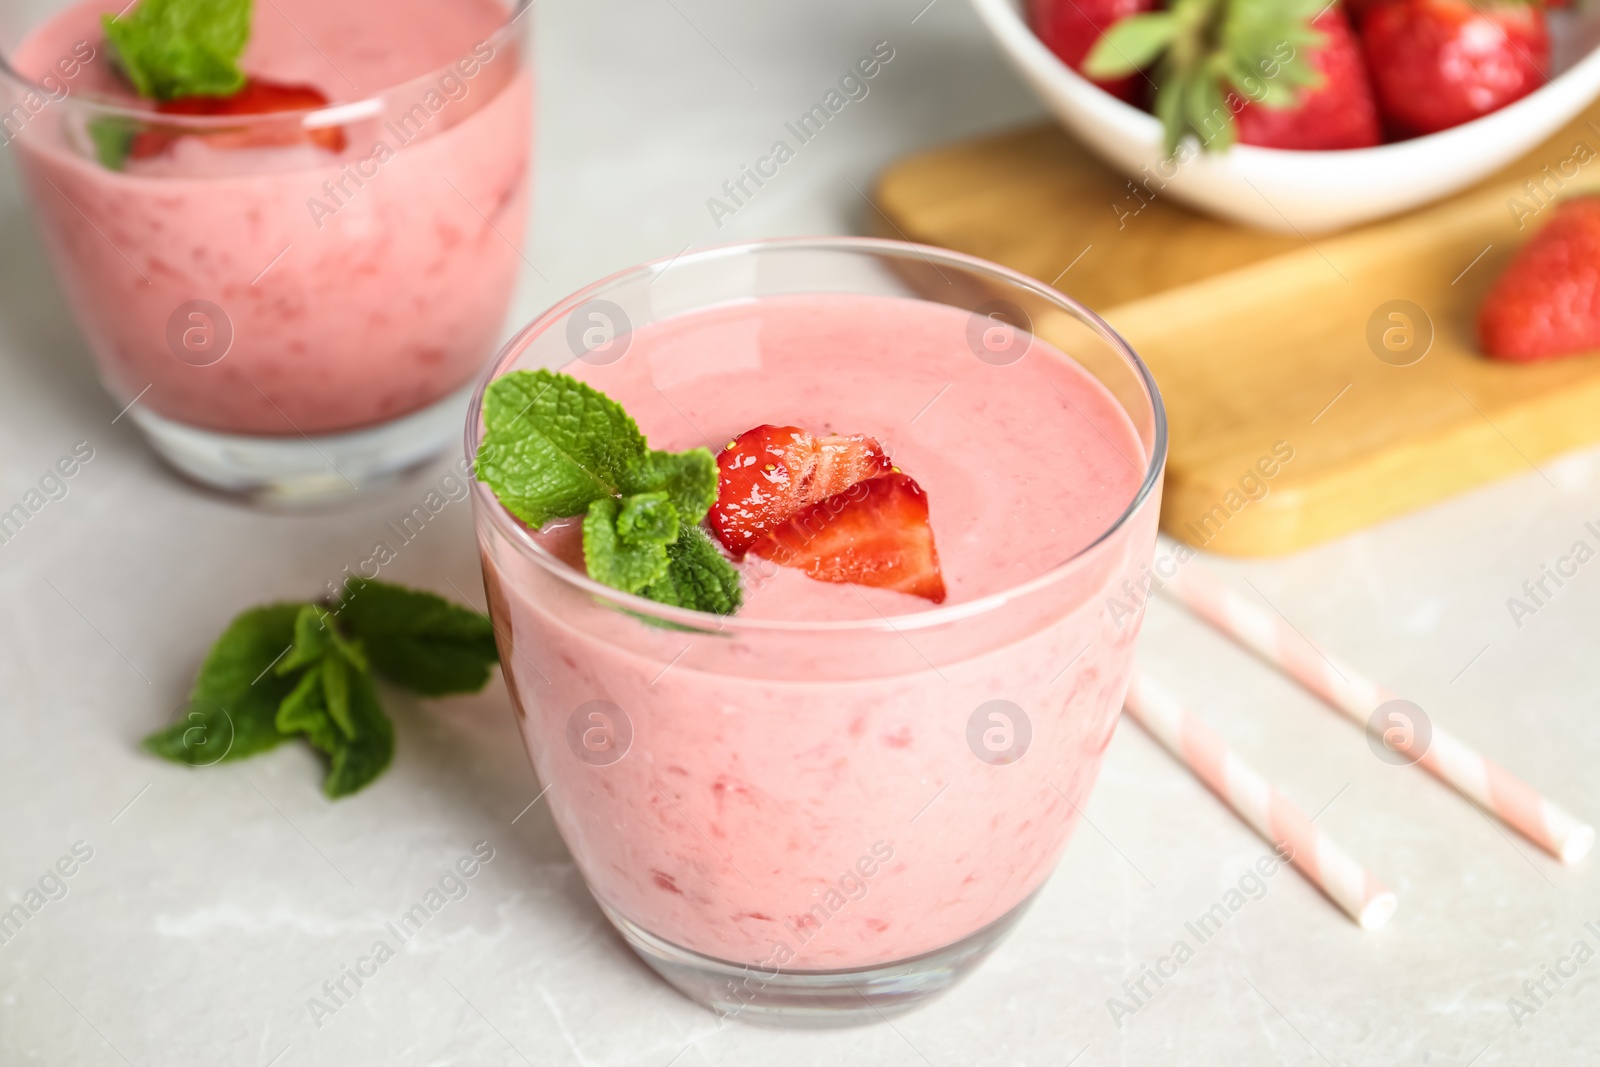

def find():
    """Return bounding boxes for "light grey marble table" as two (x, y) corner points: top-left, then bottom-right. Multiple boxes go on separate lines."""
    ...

(3, 1), (1598, 1063)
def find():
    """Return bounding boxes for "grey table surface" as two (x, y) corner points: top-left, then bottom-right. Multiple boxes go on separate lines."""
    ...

(3, 1), (1599, 1064)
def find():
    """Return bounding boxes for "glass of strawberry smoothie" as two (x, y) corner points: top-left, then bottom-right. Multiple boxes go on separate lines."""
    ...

(469, 238), (1166, 1025)
(1, 0), (533, 502)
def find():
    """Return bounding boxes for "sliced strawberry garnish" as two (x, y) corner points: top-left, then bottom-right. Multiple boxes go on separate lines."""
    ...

(709, 424), (892, 556)
(747, 472), (947, 603)
(129, 77), (347, 161)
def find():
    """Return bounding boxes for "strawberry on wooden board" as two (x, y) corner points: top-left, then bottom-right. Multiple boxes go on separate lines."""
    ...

(1360, 0), (1549, 136)
(129, 77), (348, 161)
(1479, 197), (1600, 362)
(708, 424), (892, 556)
(1233, 8), (1381, 150)
(1086, 0), (1379, 151)
(1029, 0), (1158, 104)
(748, 473), (947, 604)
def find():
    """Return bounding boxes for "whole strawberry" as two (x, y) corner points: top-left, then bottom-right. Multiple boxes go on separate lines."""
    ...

(1030, 0), (1157, 103)
(1086, 0), (1380, 151)
(1479, 197), (1600, 362)
(1361, 0), (1548, 136)
(1234, 8), (1381, 150)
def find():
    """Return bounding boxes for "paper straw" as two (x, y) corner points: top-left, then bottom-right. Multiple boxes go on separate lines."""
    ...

(1156, 554), (1594, 865)
(1124, 672), (1397, 929)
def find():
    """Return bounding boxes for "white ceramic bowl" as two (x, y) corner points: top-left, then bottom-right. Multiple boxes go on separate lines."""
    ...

(970, 0), (1600, 232)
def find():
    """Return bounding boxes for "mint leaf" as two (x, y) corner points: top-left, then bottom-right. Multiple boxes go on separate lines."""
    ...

(146, 582), (490, 799)
(631, 448), (718, 526)
(616, 491), (680, 544)
(277, 604), (331, 675)
(476, 370), (739, 617)
(141, 701), (218, 764)
(336, 579), (499, 697)
(143, 603), (303, 766)
(276, 668), (339, 752)
(321, 653), (356, 739)
(476, 369), (652, 528)
(476, 369), (721, 531)
(642, 526), (743, 616)
(322, 669), (393, 798)
(269, 606), (391, 797)
(86, 117), (137, 171)
(102, 0), (253, 101)
(583, 494), (677, 595)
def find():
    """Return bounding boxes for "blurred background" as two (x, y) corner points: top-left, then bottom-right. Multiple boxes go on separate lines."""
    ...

(2, 0), (1599, 1064)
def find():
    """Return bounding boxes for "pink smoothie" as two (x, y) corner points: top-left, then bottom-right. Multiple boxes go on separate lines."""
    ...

(477, 292), (1162, 971)
(8, 0), (531, 434)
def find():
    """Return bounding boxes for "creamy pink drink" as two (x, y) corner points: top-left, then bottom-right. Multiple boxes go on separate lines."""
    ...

(470, 241), (1166, 1023)
(4, 0), (532, 495)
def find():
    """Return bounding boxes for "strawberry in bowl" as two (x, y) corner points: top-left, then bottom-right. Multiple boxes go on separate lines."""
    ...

(1080, 0), (1381, 151)
(1360, 0), (1550, 136)
(975, 0), (1600, 231)
(1037, 0), (1552, 145)
(1233, 7), (1381, 150)
(1028, 0), (1157, 103)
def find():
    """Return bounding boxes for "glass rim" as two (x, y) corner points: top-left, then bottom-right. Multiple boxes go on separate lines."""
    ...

(0, 0), (532, 129)
(466, 235), (1169, 635)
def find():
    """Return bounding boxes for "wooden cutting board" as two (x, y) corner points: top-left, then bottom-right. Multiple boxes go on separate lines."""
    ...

(872, 111), (1600, 555)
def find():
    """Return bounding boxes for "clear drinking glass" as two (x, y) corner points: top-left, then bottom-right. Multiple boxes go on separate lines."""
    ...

(467, 238), (1167, 1026)
(1, 0), (533, 502)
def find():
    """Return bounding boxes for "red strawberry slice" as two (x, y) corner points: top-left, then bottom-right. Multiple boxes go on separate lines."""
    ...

(1360, 0), (1548, 137)
(1234, 8), (1382, 150)
(129, 77), (348, 161)
(748, 472), (947, 603)
(1479, 197), (1600, 362)
(709, 424), (892, 556)
(1029, 0), (1157, 104)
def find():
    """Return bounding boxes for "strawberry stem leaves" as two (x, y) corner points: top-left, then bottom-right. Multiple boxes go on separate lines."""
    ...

(1086, 0), (1327, 153)
(1082, 12), (1182, 77)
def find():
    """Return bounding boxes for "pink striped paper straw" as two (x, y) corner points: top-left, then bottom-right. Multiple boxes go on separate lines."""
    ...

(1125, 671), (1397, 930)
(1156, 553), (1595, 865)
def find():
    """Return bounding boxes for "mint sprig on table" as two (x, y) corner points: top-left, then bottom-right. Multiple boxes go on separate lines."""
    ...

(476, 370), (742, 616)
(102, 0), (254, 101)
(143, 581), (498, 798)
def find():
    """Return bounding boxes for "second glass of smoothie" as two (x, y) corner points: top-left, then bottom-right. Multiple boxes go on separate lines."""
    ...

(469, 239), (1167, 1025)
(1, 0), (534, 502)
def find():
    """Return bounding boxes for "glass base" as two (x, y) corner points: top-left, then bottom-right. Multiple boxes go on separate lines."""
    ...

(127, 384), (475, 506)
(599, 890), (1037, 1029)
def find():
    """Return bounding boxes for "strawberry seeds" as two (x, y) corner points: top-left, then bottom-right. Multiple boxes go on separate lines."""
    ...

(709, 424), (948, 603)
